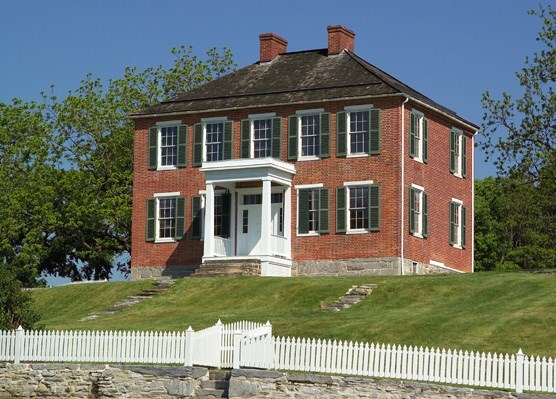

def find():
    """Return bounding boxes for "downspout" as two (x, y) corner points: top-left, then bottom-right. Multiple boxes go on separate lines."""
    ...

(400, 96), (409, 276)
(471, 134), (476, 272)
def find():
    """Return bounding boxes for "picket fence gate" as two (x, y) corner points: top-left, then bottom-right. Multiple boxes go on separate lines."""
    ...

(0, 320), (271, 368)
(237, 335), (555, 394)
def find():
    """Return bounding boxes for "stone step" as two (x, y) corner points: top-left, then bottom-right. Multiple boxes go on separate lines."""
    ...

(195, 388), (228, 398)
(209, 370), (231, 381)
(201, 380), (230, 389)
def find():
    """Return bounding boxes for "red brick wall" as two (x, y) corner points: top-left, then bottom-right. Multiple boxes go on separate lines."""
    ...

(131, 97), (474, 273)
(403, 103), (474, 272)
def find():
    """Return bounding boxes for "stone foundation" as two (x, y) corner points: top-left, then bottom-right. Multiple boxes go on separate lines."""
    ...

(130, 264), (200, 280)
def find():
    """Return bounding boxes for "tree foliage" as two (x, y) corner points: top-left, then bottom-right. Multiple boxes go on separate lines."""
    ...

(0, 267), (40, 329)
(481, 6), (555, 181)
(0, 46), (235, 286)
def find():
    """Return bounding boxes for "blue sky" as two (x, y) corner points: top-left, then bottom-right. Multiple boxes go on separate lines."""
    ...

(0, 0), (549, 284)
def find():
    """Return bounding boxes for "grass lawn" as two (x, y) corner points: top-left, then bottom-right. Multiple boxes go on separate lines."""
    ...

(31, 272), (556, 357)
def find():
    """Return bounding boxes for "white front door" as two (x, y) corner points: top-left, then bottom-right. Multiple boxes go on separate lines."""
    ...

(237, 204), (262, 255)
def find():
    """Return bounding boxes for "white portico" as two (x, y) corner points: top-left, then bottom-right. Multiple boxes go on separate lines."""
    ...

(200, 158), (296, 276)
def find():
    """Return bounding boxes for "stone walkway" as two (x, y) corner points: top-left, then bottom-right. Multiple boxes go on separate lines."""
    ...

(80, 278), (174, 321)
(321, 283), (377, 311)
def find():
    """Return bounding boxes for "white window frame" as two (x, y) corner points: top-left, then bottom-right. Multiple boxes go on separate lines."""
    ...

(451, 198), (464, 249)
(412, 109), (425, 163)
(453, 128), (464, 178)
(248, 113), (276, 159)
(296, 108), (324, 161)
(344, 104), (373, 158)
(295, 183), (324, 237)
(153, 191), (181, 243)
(156, 120), (181, 170)
(343, 180), (374, 234)
(411, 183), (425, 238)
(201, 117), (227, 163)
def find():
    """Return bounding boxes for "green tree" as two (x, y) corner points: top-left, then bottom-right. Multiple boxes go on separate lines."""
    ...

(481, 6), (555, 181)
(0, 46), (235, 285)
(0, 267), (40, 329)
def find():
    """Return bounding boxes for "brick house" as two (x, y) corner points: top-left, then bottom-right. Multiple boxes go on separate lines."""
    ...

(129, 26), (478, 279)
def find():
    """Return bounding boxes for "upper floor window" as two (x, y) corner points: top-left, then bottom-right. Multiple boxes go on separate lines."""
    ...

(297, 184), (330, 235)
(253, 119), (272, 158)
(148, 122), (187, 170)
(450, 128), (467, 178)
(409, 185), (428, 238)
(192, 119), (233, 166)
(145, 193), (186, 242)
(410, 110), (428, 163)
(336, 182), (380, 233)
(336, 106), (381, 157)
(287, 110), (331, 161)
(449, 199), (467, 248)
(240, 114), (282, 159)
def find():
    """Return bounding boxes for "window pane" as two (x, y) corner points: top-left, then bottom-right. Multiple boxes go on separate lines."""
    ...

(301, 115), (320, 157)
(349, 111), (369, 154)
(253, 119), (272, 158)
(158, 198), (177, 238)
(308, 189), (319, 232)
(205, 122), (224, 162)
(160, 126), (178, 166)
(349, 187), (369, 230)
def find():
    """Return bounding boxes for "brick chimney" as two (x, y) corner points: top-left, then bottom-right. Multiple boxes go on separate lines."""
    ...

(327, 25), (355, 55)
(259, 33), (288, 63)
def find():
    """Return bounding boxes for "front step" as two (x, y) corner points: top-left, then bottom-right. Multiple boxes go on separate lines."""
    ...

(194, 370), (231, 398)
(193, 259), (261, 277)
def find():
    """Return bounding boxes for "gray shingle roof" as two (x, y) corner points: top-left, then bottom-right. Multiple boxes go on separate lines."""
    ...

(132, 49), (477, 130)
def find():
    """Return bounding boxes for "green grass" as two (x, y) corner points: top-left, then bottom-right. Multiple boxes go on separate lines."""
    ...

(31, 273), (556, 357)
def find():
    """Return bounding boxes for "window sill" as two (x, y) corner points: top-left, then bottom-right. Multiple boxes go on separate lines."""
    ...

(157, 166), (178, 171)
(346, 230), (370, 235)
(297, 232), (320, 237)
(451, 244), (463, 250)
(412, 232), (424, 239)
(346, 153), (370, 159)
(297, 156), (320, 162)
(411, 157), (424, 164)
(155, 238), (176, 244)
(452, 172), (463, 179)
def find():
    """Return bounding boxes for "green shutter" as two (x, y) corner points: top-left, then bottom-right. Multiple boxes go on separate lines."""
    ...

(423, 118), (428, 163)
(369, 108), (381, 154)
(223, 121), (233, 160)
(221, 193), (231, 238)
(271, 117), (282, 159)
(461, 205), (467, 248)
(148, 127), (158, 170)
(450, 130), (456, 174)
(146, 198), (156, 242)
(319, 188), (330, 233)
(409, 187), (416, 234)
(336, 187), (346, 233)
(241, 119), (251, 158)
(449, 202), (455, 245)
(298, 189), (310, 234)
(288, 115), (298, 160)
(320, 112), (331, 158)
(177, 124), (188, 167)
(193, 123), (203, 166)
(462, 136), (467, 178)
(191, 196), (202, 240)
(369, 185), (380, 231)
(175, 196), (186, 240)
(409, 113), (416, 158)
(422, 192), (428, 238)
(336, 111), (347, 157)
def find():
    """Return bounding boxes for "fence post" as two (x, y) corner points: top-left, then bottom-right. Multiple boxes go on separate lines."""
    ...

(265, 320), (273, 337)
(216, 319), (224, 368)
(233, 330), (243, 369)
(14, 325), (24, 364)
(516, 349), (524, 393)
(184, 326), (194, 367)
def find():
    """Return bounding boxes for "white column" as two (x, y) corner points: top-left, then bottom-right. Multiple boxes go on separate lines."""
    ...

(260, 178), (272, 255)
(230, 188), (236, 256)
(204, 182), (215, 258)
(283, 185), (292, 259)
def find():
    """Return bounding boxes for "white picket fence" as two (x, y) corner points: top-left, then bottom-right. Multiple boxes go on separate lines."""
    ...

(237, 335), (556, 394)
(0, 320), (271, 368)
